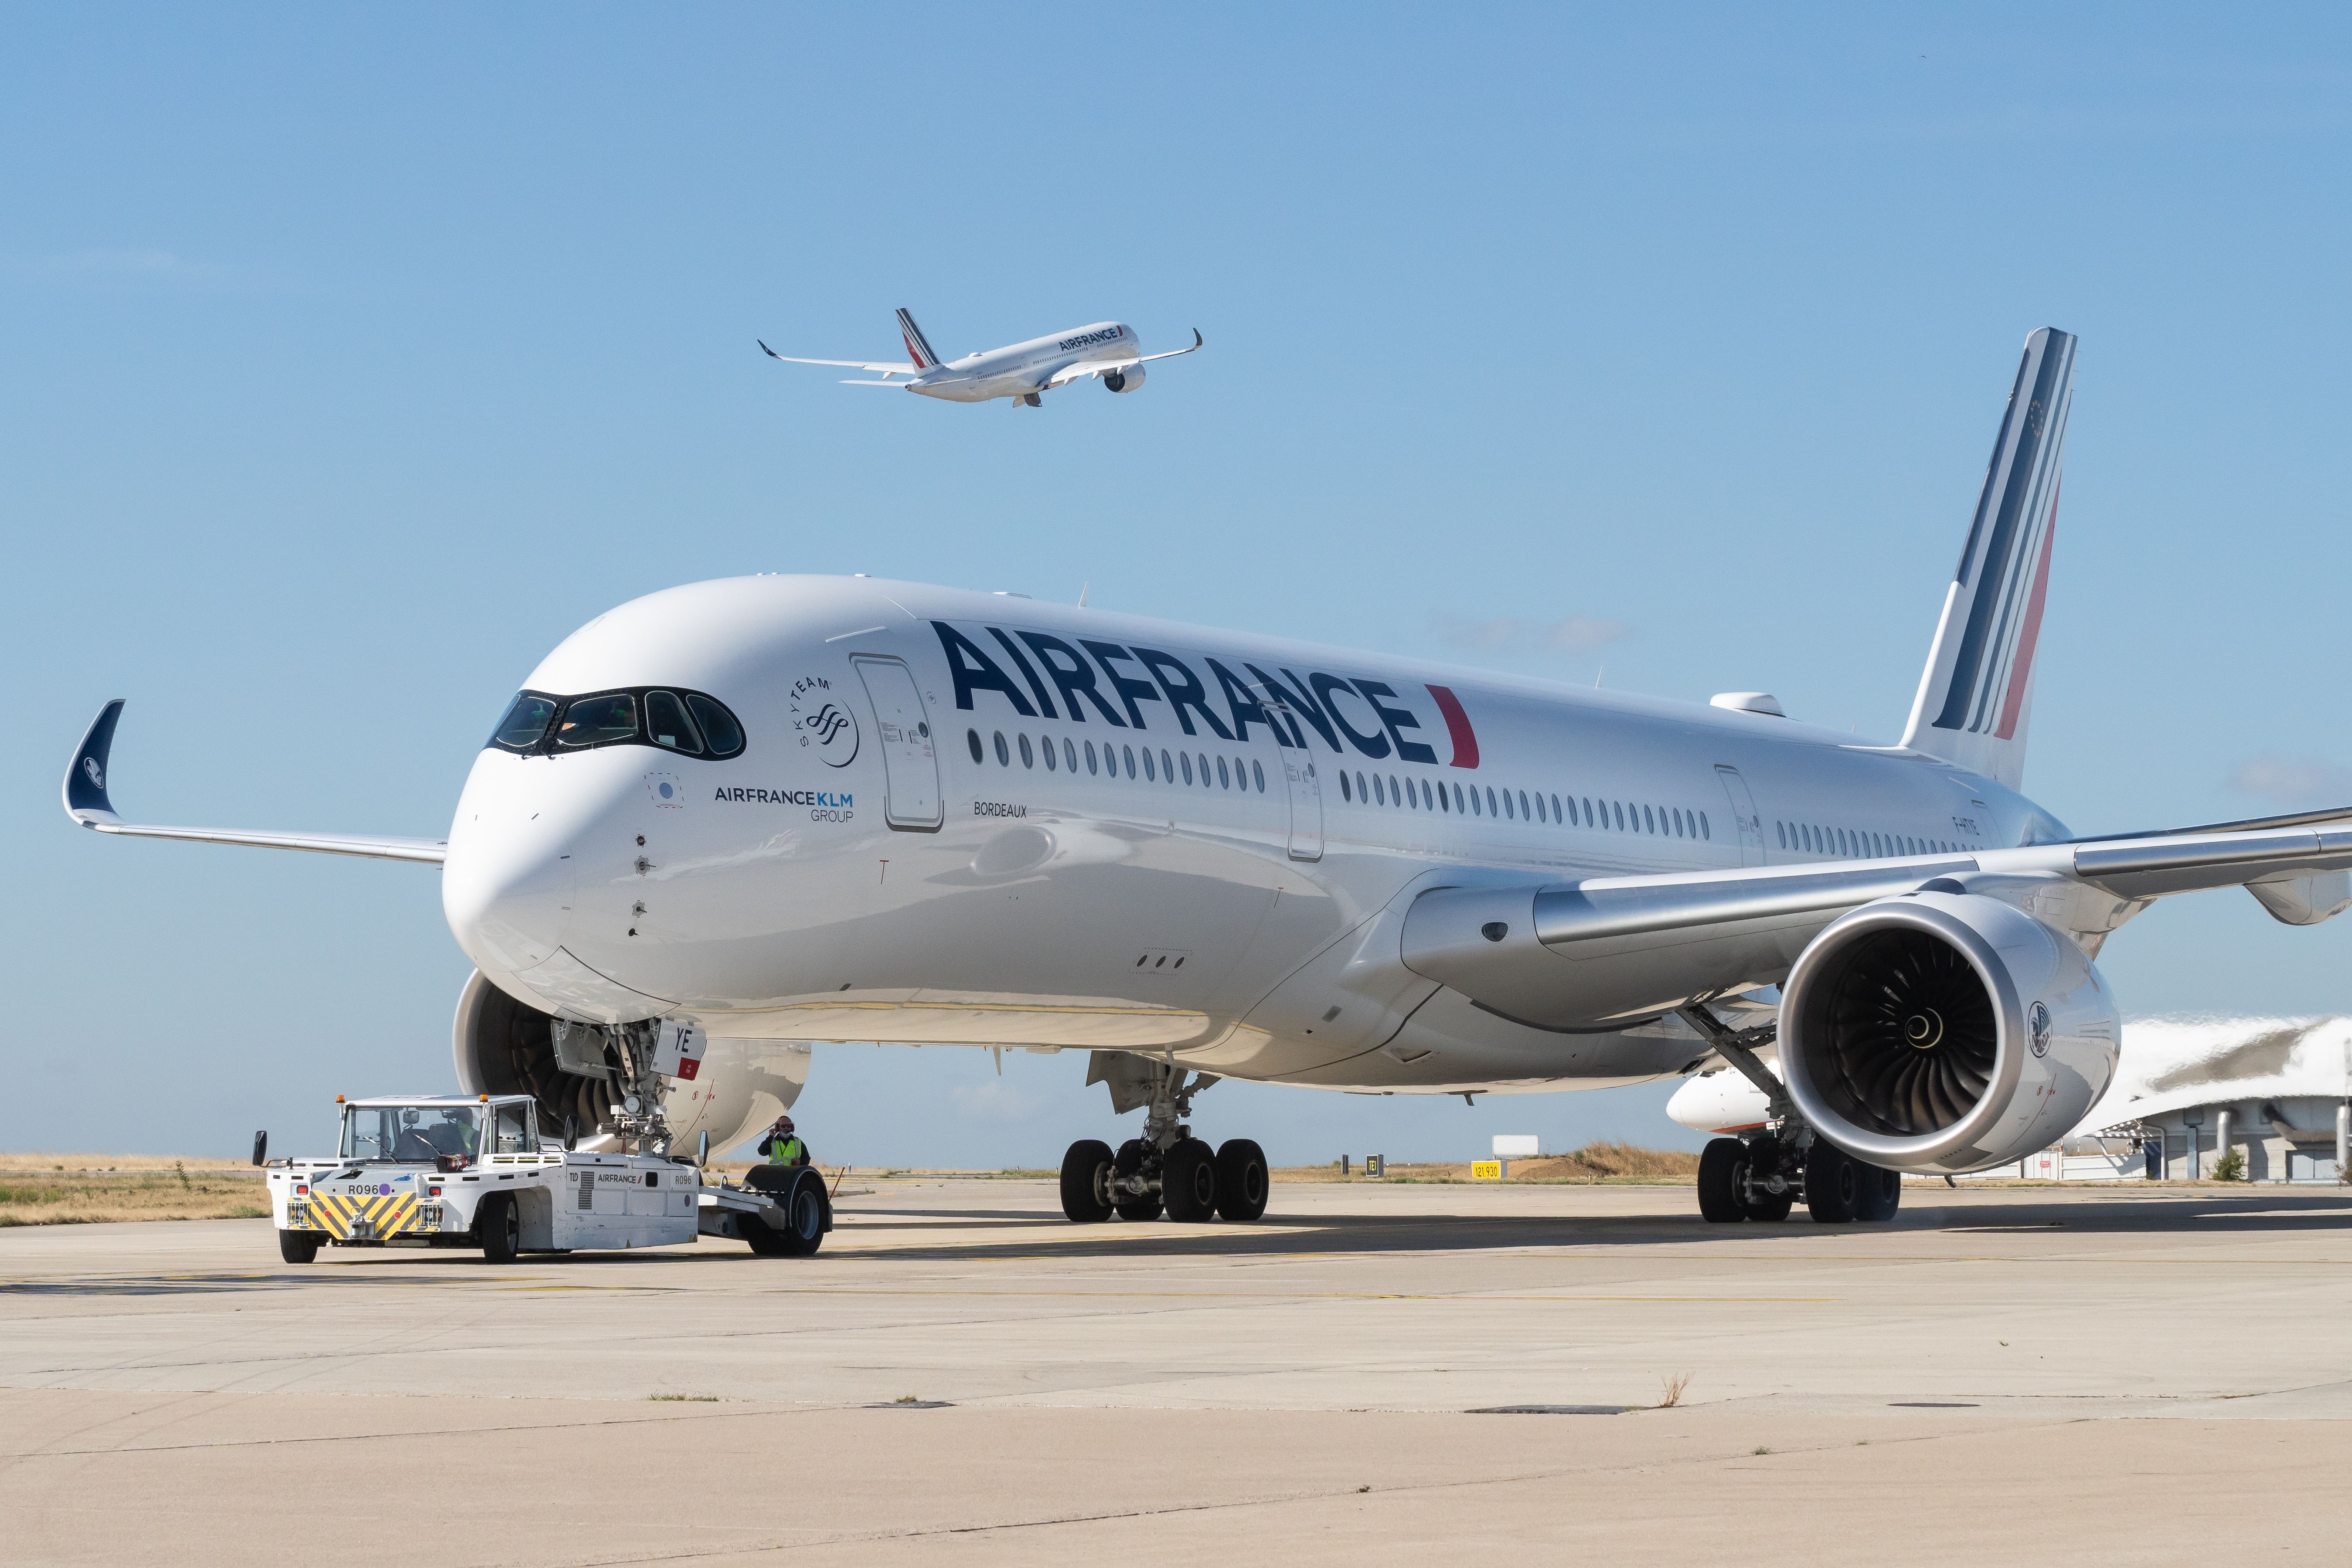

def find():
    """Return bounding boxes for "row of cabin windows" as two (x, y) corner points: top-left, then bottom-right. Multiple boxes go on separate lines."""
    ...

(1334, 767), (1712, 841)
(967, 728), (1267, 793)
(1778, 821), (1962, 858)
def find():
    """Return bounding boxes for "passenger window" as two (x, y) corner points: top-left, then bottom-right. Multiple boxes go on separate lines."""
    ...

(684, 695), (745, 757)
(1641, 805), (1653, 834)
(1517, 790), (1529, 820)
(490, 693), (558, 751)
(1197, 752), (1210, 786)
(1355, 769), (1366, 800)
(1453, 782), (1465, 813)
(1123, 745), (1137, 779)
(994, 731), (1009, 766)
(1181, 753), (1194, 785)
(1020, 734), (1035, 769)
(1260, 759), (1271, 795)
(1700, 812), (1709, 840)
(1142, 746), (1154, 780)
(1162, 748), (1174, 782)
(1085, 739), (1098, 775)
(967, 728), (984, 763)
(1254, 759), (1266, 792)
(1044, 736), (1058, 771)
(1065, 738), (1077, 772)
(643, 690), (705, 755)
(556, 693), (637, 748)
(1373, 775), (1385, 806)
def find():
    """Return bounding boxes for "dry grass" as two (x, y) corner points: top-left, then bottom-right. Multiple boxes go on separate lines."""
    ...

(0, 1155), (269, 1226)
(1275, 1140), (1702, 1185)
(1658, 1371), (1692, 1408)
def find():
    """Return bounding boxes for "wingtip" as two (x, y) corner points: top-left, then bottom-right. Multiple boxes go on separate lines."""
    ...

(64, 698), (126, 822)
(757, 339), (780, 360)
(1192, 327), (1202, 347)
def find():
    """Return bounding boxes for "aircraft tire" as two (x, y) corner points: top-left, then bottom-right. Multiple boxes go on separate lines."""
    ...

(478, 1194), (520, 1263)
(278, 1229), (322, 1265)
(1163, 1138), (1219, 1222)
(1853, 1163), (1902, 1222)
(1805, 1142), (1860, 1224)
(1696, 1138), (1748, 1223)
(1213, 1138), (1270, 1222)
(1060, 1139), (1116, 1223)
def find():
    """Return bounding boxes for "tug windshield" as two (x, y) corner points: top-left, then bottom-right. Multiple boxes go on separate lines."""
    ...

(341, 1104), (483, 1165)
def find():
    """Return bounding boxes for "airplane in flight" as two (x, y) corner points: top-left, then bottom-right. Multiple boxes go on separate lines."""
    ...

(759, 308), (1202, 407)
(63, 328), (2352, 1232)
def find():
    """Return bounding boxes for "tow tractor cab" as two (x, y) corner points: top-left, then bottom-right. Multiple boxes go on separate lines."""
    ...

(263, 1093), (831, 1265)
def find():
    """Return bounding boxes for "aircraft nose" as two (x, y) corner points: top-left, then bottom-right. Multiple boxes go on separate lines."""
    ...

(442, 755), (578, 976)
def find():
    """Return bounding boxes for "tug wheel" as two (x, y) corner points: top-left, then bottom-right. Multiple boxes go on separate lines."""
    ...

(478, 1193), (521, 1263)
(278, 1230), (322, 1265)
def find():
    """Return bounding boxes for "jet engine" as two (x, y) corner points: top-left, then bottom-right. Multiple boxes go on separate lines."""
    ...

(1103, 363), (1145, 393)
(1778, 889), (2119, 1176)
(449, 970), (807, 1154)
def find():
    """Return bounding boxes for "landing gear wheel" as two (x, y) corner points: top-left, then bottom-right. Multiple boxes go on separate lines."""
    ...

(1213, 1139), (1269, 1222)
(1805, 1141), (1861, 1224)
(479, 1193), (520, 1262)
(1697, 1138), (1747, 1223)
(278, 1229), (322, 1264)
(1853, 1162), (1902, 1222)
(1162, 1138), (1219, 1222)
(1060, 1139), (1116, 1223)
(1113, 1140), (1162, 1221)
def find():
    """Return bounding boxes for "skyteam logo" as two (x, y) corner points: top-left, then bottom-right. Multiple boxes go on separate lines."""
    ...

(789, 674), (859, 768)
(82, 757), (103, 790)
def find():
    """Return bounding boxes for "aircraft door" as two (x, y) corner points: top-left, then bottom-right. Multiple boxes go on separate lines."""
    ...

(1282, 753), (1324, 862)
(851, 655), (943, 832)
(1713, 764), (1765, 867)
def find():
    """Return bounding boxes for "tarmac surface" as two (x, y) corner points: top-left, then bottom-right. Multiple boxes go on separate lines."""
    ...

(5, 1178), (2352, 1564)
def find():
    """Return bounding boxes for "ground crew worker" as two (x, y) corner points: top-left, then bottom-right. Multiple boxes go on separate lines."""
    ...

(758, 1115), (810, 1168)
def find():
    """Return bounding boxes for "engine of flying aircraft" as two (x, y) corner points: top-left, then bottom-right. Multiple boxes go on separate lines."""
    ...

(1102, 363), (1144, 393)
(1778, 890), (2120, 1175)
(449, 970), (806, 1154)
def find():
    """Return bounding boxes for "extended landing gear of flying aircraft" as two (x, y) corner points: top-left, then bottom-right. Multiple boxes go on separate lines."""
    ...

(1059, 1059), (1269, 1224)
(1680, 1002), (1902, 1227)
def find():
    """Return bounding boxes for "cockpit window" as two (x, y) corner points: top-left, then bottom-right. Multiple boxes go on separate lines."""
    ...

(490, 694), (558, 751)
(687, 694), (745, 756)
(556, 692), (638, 748)
(644, 690), (704, 755)
(484, 687), (748, 760)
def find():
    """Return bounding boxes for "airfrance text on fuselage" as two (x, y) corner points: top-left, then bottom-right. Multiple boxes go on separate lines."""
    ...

(931, 621), (1479, 768)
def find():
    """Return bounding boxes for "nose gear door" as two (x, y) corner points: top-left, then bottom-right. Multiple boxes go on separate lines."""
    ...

(851, 655), (943, 832)
(1282, 753), (1324, 862)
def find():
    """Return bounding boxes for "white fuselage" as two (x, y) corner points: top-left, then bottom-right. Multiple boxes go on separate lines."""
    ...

(444, 576), (2063, 1096)
(902, 321), (1136, 401)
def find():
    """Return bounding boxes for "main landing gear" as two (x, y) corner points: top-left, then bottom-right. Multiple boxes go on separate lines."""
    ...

(1059, 1060), (1269, 1224)
(1696, 1132), (1901, 1224)
(1680, 1002), (1903, 1227)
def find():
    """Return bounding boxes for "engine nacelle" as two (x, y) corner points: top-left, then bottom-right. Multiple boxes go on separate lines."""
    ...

(450, 971), (807, 1155)
(1103, 363), (1144, 393)
(1780, 891), (2119, 1175)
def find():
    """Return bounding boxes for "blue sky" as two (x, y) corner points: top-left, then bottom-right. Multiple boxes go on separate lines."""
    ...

(8, 6), (2352, 1164)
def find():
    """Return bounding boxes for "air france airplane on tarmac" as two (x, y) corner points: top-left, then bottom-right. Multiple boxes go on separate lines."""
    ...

(64, 328), (2352, 1232)
(759, 307), (1202, 407)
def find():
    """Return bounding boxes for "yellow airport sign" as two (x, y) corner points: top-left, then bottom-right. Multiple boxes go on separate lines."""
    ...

(1470, 1160), (1504, 1180)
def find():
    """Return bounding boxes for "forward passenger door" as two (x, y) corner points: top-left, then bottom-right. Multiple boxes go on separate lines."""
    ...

(851, 655), (943, 832)
(1283, 754), (1324, 861)
(1714, 764), (1765, 866)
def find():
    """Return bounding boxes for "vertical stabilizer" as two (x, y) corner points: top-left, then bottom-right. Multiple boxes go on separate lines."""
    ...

(895, 308), (940, 371)
(1898, 327), (2076, 791)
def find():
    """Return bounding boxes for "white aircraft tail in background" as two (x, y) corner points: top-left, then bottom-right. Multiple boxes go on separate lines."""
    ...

(760, 309), (1201, 407)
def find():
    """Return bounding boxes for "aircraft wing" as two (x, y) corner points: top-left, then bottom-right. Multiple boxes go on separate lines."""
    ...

(61, 701), (447, 864)
(758, 341), (915, 376)
(1044, 357), (1140, 389)
(1136, 327), (1204, 363)
(1399, 824), (2352, 1031)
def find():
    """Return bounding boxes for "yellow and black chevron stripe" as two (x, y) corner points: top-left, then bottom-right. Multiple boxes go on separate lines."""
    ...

(293, 1190), (423, 1240)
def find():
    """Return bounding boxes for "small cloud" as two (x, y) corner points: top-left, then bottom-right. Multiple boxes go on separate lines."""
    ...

(1433, 612), (1630, 658)
(947, 1078), (1044, 1122)
(11, 248), (242, 286)
(2224, 755), (2352, 808)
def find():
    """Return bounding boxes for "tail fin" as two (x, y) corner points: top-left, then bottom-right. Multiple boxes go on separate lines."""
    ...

(895, 307), (940, 371)
(1899, 327), (2077, 792)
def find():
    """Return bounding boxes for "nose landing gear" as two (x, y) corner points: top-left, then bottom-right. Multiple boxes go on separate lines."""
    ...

(1058, 1058), (1269, 1224)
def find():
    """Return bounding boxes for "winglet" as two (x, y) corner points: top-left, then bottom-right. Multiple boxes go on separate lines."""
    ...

(758, 340), (782, 360)
(64, 699), (126, 826)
